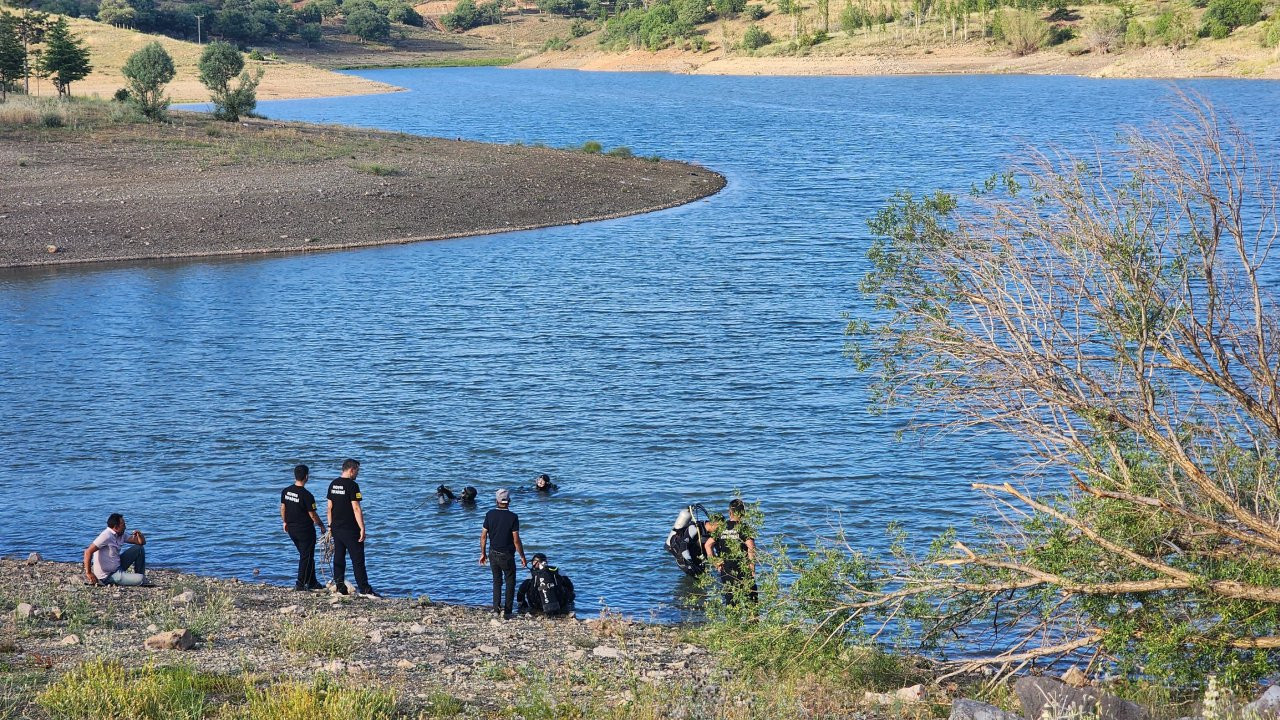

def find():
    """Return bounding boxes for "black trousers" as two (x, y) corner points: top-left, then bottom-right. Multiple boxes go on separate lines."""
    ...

(286, 524), (318, 588)
(490, 550), (517, 612)
(721, 564), (759, 606)
(332, 527), (371, 591)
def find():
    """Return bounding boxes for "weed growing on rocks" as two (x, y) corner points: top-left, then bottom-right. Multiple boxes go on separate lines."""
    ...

(277, 615), (360, 660)
(224, 676), (397, 720)
(35, 659), (206, 720)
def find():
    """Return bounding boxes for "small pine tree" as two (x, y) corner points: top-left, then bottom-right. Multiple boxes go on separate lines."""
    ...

(121, 41), (175, 120)
(39, 16), (91, 98)
(0, 12), (26, 101)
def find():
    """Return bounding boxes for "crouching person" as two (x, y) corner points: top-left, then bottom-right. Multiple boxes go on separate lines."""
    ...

(84, 513), (147, 586)
(517, 553), (575, 616)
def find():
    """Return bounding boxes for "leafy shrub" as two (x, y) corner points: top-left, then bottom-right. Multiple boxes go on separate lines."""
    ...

(1003, 8), (1050, 54)
(676, 0), (710, 26)
(247, 48), (264, 59)
(1124, 19), (1147, 46)
(199, 41), (263, 122)
(598, 4), (697, 49)
(745, 3), (765, 18)
(604, 145), (633, 158)
(712, 0), (747, 17)
(113, 87), (130, 102)
(387, 3), (424, 25)
(1082, 10), (1125, 52)
(740, 22), (772, 48)
(542, 35), (570, 49)
(1264, 16), (1280, 46)
(441, 0), (502, 30)
(1199, 0), (1261, 35)
(536, 0), (588, 15)
(1047, 22), (1073, 44)
(1152, 5), (1195, 47)
(580, 140), (602, 153)
(346, 7), (391, 41)
(299, 22), (323, 44)
(570, 18), (593, 35)
(297, 2), (323, 22)
(36, 660), (205, 720)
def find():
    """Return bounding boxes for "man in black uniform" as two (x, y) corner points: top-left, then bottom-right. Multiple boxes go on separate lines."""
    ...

(280, 464), (326, 591)
(703, 498), (758, 606)
(326, 458), (381, 598)
(478, 488), (526, 618)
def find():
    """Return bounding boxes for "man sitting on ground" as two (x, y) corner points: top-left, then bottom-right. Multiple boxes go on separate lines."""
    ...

(84, 513), (147, 586)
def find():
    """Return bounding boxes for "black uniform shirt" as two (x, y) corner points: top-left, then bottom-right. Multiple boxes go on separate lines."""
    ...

(327, 477), (363, 531)
(483, 508), (520, 553)
(281, 484), (317, 527)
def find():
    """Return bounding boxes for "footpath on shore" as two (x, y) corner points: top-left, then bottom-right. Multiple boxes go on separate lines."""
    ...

(0, 109), (725, 269)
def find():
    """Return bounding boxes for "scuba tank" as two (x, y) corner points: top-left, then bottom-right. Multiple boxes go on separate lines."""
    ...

(534, 566), (561, 615)
(665, 504), (709, 576)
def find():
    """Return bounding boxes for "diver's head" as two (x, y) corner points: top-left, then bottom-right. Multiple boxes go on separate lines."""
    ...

(535, 474), (551, 490)
(729, 498), (746, 520)
(462, 486), (477, 501)
(531, 552), (548, 569)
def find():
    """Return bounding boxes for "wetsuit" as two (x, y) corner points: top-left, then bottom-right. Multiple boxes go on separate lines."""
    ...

(715, 519), (758, 606)
(281, 483), (321, 589)
(327, 476), (372, 593)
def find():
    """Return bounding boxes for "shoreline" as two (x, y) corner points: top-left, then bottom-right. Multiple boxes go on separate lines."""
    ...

(0, 110), (726, 270)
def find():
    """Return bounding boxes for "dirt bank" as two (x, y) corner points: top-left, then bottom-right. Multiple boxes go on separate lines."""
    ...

(0, 107), (724, 269)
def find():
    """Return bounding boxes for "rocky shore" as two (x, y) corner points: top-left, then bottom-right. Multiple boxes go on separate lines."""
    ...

(0, 108), (725, 269)
(1, 557), (725, 718)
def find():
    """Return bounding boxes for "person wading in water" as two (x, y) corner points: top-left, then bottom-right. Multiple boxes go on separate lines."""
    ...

(478, 488), (526, 619)
(703, 498), (758, 606)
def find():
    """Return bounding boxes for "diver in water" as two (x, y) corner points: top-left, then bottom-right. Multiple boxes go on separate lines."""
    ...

(517, 553), (575, 615)
(436, 485), (456, 505)
(459, 486), (478, 506)
(534, 474), (558, 493)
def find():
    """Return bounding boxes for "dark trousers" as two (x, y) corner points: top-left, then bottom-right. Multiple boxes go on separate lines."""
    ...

(286, 524), (318, 588)
(721, 564), (759, 607)
(490, 550), (517, 612)
(332, 527), (371, 591)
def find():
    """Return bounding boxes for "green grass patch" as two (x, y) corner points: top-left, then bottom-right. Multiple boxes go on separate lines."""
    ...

(354, 162), (401, 176)
(420, 690), (466, 718)
(278, 615), (361, 660)
(35, 660), (206, 720)
(223, 677), (397, 720)
(140, 583), (234, 639)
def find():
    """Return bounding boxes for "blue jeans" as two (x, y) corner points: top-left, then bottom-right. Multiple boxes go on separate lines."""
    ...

(104, 545), (146, 586)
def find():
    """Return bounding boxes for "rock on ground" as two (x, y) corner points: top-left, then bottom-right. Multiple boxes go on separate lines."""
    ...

(950, 698), (1023, 720)
(1245, 686), (1280, 719)
(144, 628), (195, 651)
(1014, 676), (1149, 720)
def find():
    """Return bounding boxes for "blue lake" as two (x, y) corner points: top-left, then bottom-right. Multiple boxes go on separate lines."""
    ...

(3, 70), (1277, 617)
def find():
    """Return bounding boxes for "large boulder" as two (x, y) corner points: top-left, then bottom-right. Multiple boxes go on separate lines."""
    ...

(950, 699), (1023, 720)
(1014, 677), (1149, 720)
(1244, 686), (1280, 719)
(144, 629), (194, 651)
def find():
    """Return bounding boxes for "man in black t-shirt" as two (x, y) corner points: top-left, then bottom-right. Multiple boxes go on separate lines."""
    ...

(280, 464), (326, 591)
(326, 458), (380, 598)
(479, 488), (526, 618)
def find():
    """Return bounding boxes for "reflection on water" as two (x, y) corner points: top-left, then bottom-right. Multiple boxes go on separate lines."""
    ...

(3, 70), (1278, 618)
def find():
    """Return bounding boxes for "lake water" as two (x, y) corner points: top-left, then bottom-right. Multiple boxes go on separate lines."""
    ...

(3, 71), (1277, 618)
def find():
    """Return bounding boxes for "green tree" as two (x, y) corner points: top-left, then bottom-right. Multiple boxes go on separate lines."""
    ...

(345, 7), (390, 41)
(14, 10), (49, 95)
(121, 41), (174, 119)
(676, 0), (709, 25)
(1200, 0), (1260, 36)
(299, 21), (323, 44)
(740, 21), (771, 46)
(297, 1), (323, 23)
(851, 101), (1280, 687)
(39, 16), (91, 98)
(0, 12), (25, 101)
(97, 0), (138, 26)
(198, 40), (261, 121)
(386, 3), (423, 25)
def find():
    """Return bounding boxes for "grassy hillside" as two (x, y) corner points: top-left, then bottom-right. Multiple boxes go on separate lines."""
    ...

(35, 18), (400, 102)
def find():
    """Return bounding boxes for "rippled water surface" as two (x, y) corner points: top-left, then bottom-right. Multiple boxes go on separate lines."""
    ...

(3, 71), (1277, 617)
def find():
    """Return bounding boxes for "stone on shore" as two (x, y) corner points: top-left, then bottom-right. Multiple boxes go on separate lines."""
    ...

(1244, 686), (1280, 719)
(865, 684), (927, 706)
(59, 634), (80, 646)
(171, 589), (196, 605)
(25, 552), (41, 566)
(1014, 677), (1149, 720)
(592, 645), (623, 659)
(15, 602), (34, 619)
(949, 698), (1022, 720)
(144, 629), (194, 651)
(1061, 666), (1088, 688)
